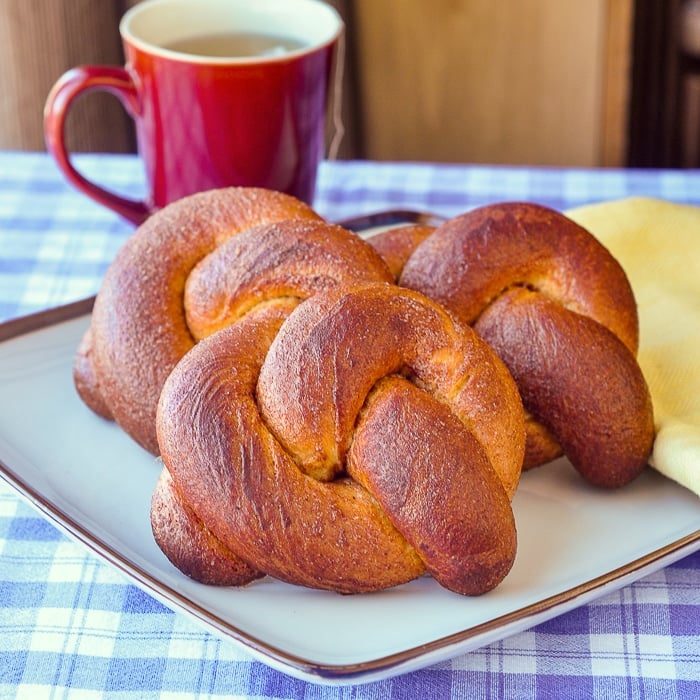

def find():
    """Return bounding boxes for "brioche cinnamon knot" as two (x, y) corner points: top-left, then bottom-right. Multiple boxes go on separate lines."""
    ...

(74, 187), (390, 454)
(388, 201), (655, 488)
(153, 282), (525, 595)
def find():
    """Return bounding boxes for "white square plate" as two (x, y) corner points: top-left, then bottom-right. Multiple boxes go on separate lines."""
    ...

(0, 300), (698, 686)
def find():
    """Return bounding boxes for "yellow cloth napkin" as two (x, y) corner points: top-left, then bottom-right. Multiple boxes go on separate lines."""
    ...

(567, 197), (700, 497)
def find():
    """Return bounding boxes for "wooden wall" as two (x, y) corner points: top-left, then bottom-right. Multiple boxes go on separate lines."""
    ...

(0, 0), (134, 152)
(0, 0), (634, 167)
(347, 0), (634, 166)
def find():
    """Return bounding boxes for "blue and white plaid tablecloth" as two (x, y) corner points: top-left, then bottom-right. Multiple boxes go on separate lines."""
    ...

(0, 151), (698, 699)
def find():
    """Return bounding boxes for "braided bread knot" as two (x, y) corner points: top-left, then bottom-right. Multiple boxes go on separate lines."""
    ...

(398, 202), (655, 488)
(153, 282), (525, 595)
(74, 187), (391, 454)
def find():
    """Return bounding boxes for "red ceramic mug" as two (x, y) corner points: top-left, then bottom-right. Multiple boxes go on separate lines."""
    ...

(44, 0), (343, 225)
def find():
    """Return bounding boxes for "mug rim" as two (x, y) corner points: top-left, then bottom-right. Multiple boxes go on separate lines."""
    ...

(120, 0), (344, 65)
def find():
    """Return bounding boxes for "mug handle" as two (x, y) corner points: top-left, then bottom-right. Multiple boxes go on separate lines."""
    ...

(44, 65), (151, 225)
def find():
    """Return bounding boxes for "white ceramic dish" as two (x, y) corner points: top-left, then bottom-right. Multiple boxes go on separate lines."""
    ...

(0, 300), (698, 686)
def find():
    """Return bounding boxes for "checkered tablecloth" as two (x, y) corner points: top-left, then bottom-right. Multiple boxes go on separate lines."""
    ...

(0, 151), (698, 699)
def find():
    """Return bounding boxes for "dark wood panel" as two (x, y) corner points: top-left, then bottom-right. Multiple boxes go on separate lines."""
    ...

(627, 0), (683, 167)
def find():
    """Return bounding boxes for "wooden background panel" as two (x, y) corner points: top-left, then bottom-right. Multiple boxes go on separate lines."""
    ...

(351, 0), (619, 166)
(0, 0), (134, 152)
(0, 0), (634, 166)
(601, 0), (634, 166)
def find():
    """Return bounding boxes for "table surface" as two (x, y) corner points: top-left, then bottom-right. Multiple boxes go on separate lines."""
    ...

(0, 151), (698, 699)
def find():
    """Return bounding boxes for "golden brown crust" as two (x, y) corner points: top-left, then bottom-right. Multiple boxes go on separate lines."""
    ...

(366, 224), (436, 280)
(158, 284), (524, 595)
(157, 300), (426, 594)
(184, 219), (393, 340)
(73, 327), (112, 420)
(151, 469), (263, 586)
(257, 282), (524, 499)
(475, 289), (654, 487)
(400, 202), (654, 487)
(348, 375), (517, 595)
(522, 417), (562, 469)
(401, 202), (640, 352)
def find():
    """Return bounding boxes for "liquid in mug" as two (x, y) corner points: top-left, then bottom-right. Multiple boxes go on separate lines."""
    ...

(163, 31), (307, 58)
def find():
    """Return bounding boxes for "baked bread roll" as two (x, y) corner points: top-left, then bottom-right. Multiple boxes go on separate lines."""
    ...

(73, 187), (392, 454)
(154, 283), (525, 594)
(367, 223), (436, 279)
(400, 202), (655, 488)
